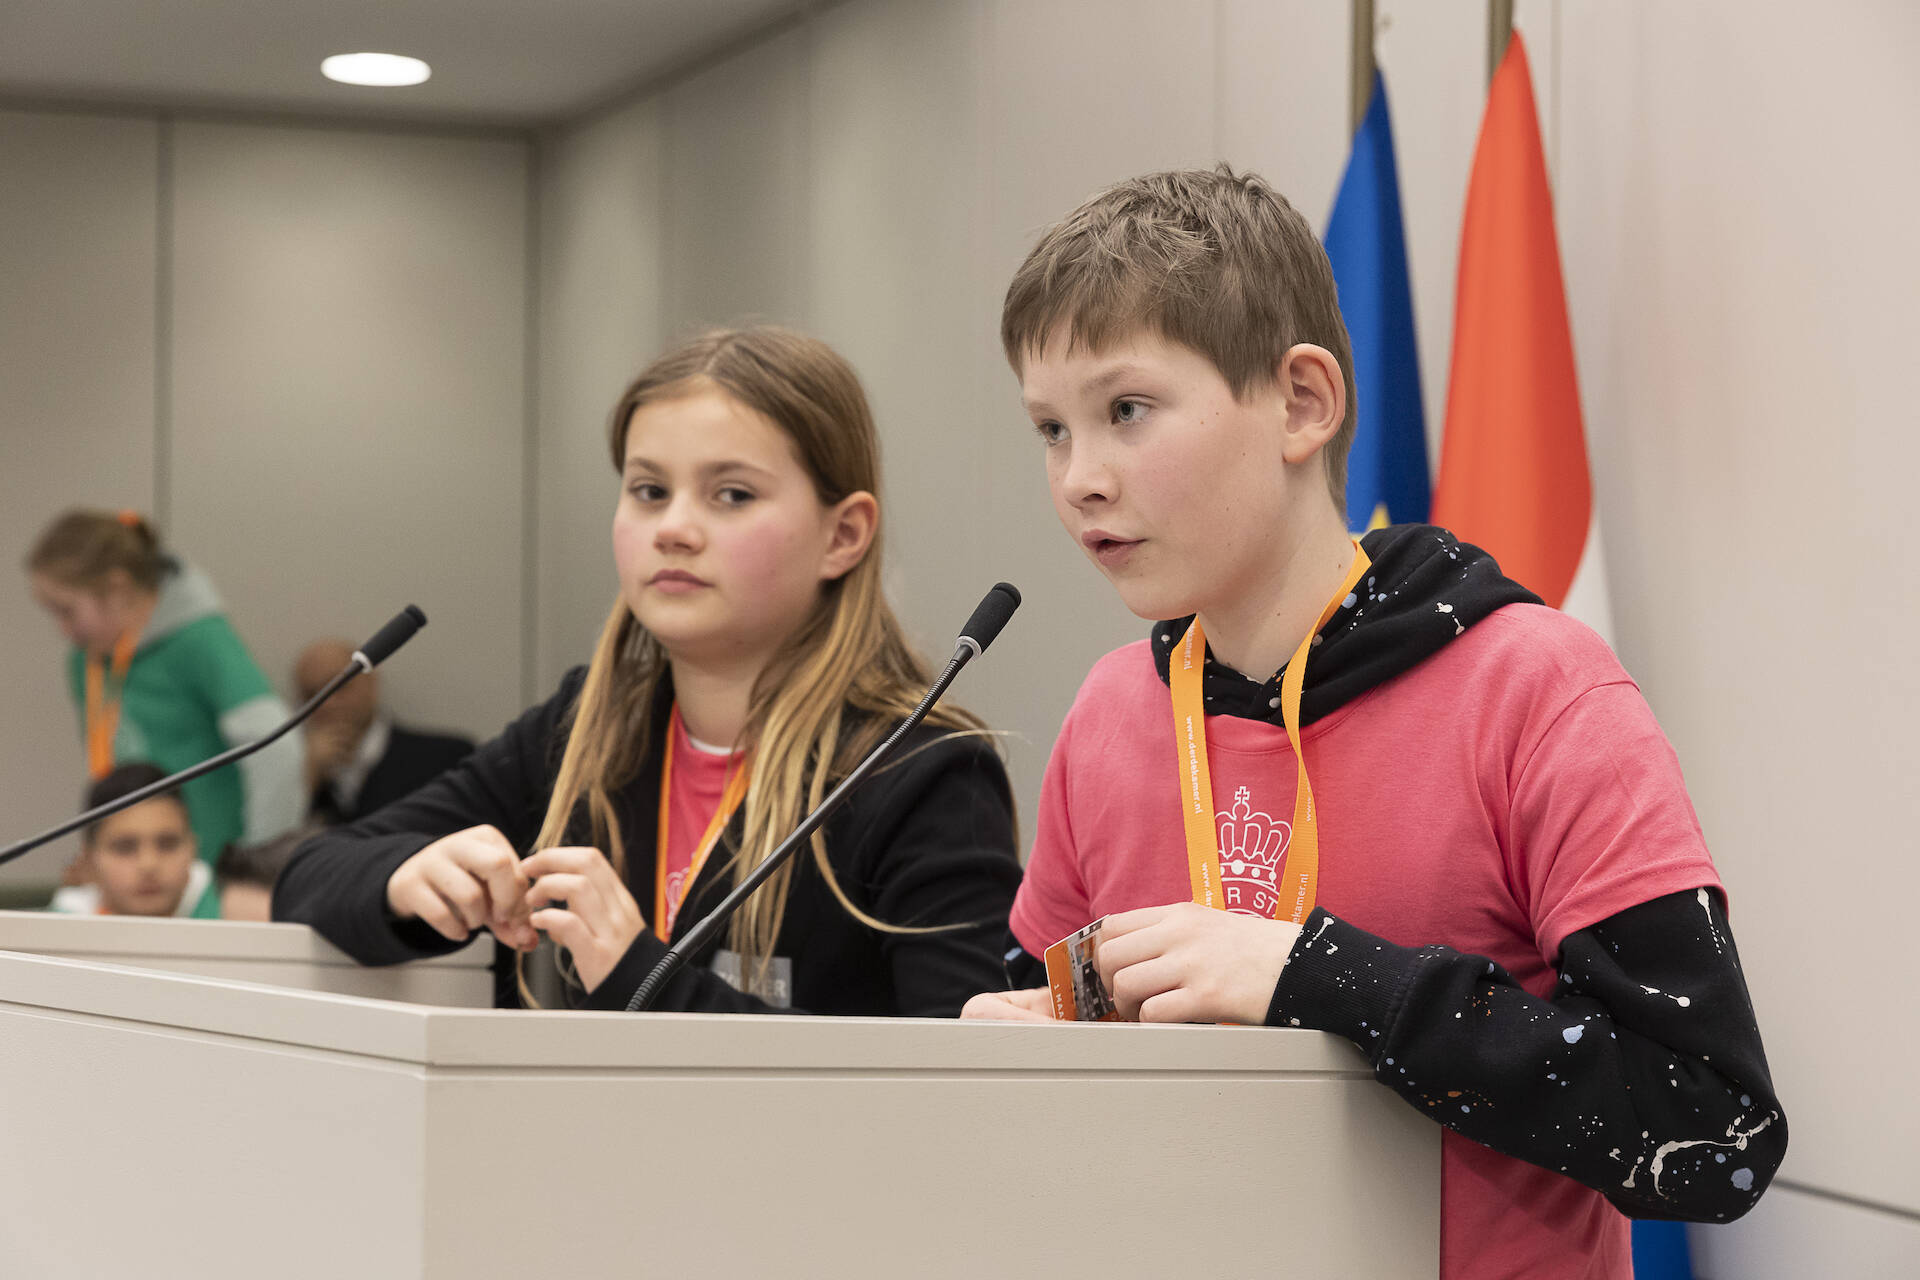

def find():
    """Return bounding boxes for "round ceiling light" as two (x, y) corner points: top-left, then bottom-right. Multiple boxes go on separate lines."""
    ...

(321, 53), (432, 88)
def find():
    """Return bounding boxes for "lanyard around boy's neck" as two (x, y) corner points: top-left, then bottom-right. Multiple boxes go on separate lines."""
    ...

(84, 627), (142, 780)
(655, 704), (752, 943)
(1169, 541), (1369, 923)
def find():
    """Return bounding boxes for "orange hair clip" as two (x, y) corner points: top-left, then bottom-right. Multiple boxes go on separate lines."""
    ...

(117, 509), (141, 527)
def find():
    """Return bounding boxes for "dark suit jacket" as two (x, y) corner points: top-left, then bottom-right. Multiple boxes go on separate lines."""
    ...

(313, 723), (475, 825)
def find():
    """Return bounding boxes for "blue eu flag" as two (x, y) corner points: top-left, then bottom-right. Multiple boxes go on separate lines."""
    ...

(1326, 69), (1429, 532)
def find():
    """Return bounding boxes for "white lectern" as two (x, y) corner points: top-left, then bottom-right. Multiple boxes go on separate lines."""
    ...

(0, 908), (491, 1006)
(0, 945), (1439, 1278)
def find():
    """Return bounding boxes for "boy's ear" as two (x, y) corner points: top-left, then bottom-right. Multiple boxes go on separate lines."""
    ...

(820, 490), (879, 582)
(1275, 344), (1346, 466)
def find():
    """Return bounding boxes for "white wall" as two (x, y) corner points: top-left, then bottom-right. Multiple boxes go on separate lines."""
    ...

(0, 109), (158, 880)
(0, 107), (529, 888)
(1551, 0), (1920, 1245)
(166, 121), (530, 740)
(534, 94), (668, 693)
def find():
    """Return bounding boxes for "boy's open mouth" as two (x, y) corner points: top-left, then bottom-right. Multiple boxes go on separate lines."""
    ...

(1082, 531), (1143, 565)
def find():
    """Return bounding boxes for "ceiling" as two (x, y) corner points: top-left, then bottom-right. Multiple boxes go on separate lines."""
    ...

(0, 0), (806, 129)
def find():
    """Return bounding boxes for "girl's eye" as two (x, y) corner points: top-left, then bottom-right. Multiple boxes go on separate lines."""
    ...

(628, 481), (666, 502)
(715, 486), (755, 506)
(1034, 421), (1067, 446)
(1113, 399), (1150, 425)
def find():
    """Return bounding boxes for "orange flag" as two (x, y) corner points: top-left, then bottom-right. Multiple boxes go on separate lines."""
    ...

(1432, 31), (1591, 609)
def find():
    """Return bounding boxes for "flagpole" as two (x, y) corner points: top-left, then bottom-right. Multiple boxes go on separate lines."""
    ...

(1487, 0), (1514, 84)
(1350, 0), (1375, 134)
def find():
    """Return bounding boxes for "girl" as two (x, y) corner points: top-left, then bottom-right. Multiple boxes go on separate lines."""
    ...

(25, 511), (305, 916)
(274, 328), (1022, 1014)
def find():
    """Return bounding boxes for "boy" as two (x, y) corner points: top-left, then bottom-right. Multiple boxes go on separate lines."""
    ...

(50, 763), (208, 917)
(962, 166), (1784, 1279)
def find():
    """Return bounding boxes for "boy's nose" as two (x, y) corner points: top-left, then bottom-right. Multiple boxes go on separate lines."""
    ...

(1058, 447), (1116, 508)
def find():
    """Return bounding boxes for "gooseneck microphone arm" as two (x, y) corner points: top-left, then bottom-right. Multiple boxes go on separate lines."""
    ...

(0, 605), (428, 871)
(626, 582), (1021, 1013)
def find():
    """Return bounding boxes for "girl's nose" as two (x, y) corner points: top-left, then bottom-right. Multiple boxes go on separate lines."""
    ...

(653, 495), (705, 552)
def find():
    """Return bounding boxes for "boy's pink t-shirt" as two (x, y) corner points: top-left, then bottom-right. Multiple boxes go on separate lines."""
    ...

(1010, 604), (1721, 1280)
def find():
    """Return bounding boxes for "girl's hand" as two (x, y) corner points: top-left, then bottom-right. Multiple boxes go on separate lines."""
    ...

(959, 987), (1056, 1022)
(386, 825), (538, 950)
(1094, 903), (1300, 1024)
(521, 847), (648, 994)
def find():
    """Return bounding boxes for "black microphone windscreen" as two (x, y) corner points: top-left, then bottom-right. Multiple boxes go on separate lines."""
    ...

(958, 582), (1021, 654)
(357, 605), (428, 668)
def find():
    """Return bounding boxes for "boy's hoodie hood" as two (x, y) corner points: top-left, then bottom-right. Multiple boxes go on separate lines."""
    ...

(1149, 524), (1541, 727)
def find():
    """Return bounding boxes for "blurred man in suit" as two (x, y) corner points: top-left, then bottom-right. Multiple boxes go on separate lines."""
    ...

(294, 639), (474, 826)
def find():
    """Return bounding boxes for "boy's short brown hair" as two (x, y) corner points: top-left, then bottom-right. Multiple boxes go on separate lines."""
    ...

(1002, 163), (1356, 508)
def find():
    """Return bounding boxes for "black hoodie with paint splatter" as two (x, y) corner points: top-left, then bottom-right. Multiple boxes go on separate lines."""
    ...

(1012, 523), (1787, 1224)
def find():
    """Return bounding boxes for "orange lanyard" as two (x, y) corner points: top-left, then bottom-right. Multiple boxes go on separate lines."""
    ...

(84, 628), (141, 780)
(654, 706), (752, 942)
(1170, 542), (1371, 922)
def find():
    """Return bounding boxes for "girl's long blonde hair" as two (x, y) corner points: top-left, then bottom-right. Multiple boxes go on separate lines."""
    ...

(530, 327), (982, 998)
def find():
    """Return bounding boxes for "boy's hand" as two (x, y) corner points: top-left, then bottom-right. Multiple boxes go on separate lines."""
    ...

(1095, 903), (1300, 1024)
(960, 987), (1056, 1022)
(386, 825), (538, 950)
(521, 847), (648, 995)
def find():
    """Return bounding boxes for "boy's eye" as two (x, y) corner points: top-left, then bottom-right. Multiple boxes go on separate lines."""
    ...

(628, 481), (666, 502)
(1034, 421), (1068, 446)
(1112, 399), (1150, 425)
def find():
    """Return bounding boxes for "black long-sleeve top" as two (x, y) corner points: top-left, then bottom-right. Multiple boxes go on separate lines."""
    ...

(1006, 888), (1784, 1224)
(275, 668), (1023, 1016)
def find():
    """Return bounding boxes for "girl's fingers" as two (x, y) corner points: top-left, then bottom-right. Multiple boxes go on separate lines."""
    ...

(529, 907), (594, 954)
(526, 873), (611, 942)
(444, 830), (530, 927)
(519, 846), (604, 880)
(408, 883), (471, 943)
(419, 857), (488, 932)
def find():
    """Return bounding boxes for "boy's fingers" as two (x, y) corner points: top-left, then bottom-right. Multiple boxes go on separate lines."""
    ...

(1109, 955), (1183, 1022)
(1137, 988), (1199, 1025)
(1096, 904), (1177, 941)
(1095, 923), (1167, 992)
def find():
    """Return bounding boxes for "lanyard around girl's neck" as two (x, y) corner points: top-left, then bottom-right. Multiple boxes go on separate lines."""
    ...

(1169, 541), (1370, 923)
(655, 704), (752, 942)
(84, 627), (142, 780)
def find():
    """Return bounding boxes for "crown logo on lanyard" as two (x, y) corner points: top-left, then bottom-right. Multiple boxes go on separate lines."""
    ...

(1215, 785), (1291, 917)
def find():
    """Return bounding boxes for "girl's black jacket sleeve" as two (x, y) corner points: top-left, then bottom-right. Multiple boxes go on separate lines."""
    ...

(1265, 890), (1786, 1223)
(273, 668), (1023, 1017)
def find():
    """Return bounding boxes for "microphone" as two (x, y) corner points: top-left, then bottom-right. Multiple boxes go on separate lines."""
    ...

(0, 605), (429, 870)
(625, 582), (1022, 1012)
